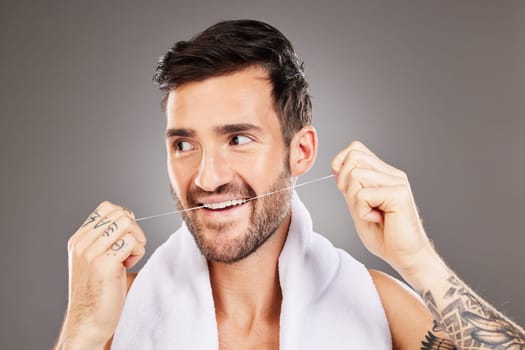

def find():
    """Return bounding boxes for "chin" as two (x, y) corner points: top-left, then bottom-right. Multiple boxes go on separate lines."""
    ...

(199, 226), (257, 264)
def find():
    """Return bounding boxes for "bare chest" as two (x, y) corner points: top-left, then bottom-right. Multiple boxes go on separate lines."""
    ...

(217, 319), (279, 350)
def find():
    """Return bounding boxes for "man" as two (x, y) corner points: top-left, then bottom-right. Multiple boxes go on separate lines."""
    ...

(55, 20), (524, 349)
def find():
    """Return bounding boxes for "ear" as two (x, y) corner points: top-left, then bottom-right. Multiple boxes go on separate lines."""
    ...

(289, 125), (318, 177)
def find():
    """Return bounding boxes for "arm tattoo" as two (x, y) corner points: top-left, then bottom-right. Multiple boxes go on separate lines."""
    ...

(423, 276), (525, 349)
(421, 331), (458, 350)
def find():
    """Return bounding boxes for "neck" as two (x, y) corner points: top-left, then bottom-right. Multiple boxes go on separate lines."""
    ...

(208, 212), (290, 326)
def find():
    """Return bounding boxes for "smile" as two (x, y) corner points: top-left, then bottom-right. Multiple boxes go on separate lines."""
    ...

(201, 199), (249, 210)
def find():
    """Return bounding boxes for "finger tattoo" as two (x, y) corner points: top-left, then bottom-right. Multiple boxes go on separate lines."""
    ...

(102, 222), (118, 237)
(111, 239), (126, 251)
(82, 210), (101, 227)
(94, 216), (112, 229)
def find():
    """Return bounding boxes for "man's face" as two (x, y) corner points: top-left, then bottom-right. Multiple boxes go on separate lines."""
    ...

(165, 67), (292, 264)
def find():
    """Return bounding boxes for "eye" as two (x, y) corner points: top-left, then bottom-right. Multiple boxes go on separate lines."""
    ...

(174, 140), (194, 152)
(230, 135), (253, 146)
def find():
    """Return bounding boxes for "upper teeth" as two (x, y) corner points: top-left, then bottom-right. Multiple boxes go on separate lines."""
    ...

(204, 199), (246, 210)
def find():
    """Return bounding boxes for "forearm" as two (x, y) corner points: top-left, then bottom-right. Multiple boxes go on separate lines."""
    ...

(402, 249), (525, 350)
(54, 314), (108, 350)
(54, 333), (106, 350)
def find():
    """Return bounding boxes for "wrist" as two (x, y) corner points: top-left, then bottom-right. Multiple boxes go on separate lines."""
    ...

(394, 245), (450, 293)
(56, 320), (108, 350)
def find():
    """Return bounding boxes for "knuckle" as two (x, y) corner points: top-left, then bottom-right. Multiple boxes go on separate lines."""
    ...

(350, 140), (364, 151)
(331, 156), (340, 169)
(348, 166), (360, 178)
(115, 215), (133, 230)
(348, 148), (359, 158)
(137, 233), (147, 246)
(67, 237), (76, 251)
(121, 206), (135, 219)
(350, 140), (361, 148)
(67, 237), (81, 253)
(98, 200), (113, 211)
(356, 188), (367, 201)
(345, 150), (362, 167)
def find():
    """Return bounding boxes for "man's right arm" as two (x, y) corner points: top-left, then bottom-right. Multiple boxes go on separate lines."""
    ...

(54, 202), (146, 350)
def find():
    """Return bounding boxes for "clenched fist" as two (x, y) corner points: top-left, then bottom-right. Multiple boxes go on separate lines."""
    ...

(331, 141), (434, 277)
(56, 201), (146, 349)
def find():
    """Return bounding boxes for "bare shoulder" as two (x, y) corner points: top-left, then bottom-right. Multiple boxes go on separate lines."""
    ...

(369, 269), (421, 302)
(368, 269), (455, 350)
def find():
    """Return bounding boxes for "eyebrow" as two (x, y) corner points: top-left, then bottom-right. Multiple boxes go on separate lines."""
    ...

(165, 128), (195, 138)
(214, 123), (263, 135)
(166, 123), (262, 139)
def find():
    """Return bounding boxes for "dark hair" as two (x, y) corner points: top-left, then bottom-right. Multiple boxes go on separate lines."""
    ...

(153, 19), (312, 145)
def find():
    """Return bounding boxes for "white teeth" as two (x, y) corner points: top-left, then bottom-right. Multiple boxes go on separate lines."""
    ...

(203, 199), (246, 210)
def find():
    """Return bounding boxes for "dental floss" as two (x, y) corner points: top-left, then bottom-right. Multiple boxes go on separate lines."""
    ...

(135, 174), (335, 222)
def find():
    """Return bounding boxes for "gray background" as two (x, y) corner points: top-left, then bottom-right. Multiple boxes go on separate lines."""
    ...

(1, 0), (523, 348)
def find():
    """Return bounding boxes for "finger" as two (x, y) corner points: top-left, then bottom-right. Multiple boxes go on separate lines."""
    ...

(337, 153), (406, 193)
(94, 210), (146, 246)
(68, 201), (115, 255)
(108, 233), (145, 268)
(335, 150), (383, 191)
(331, 141), (376, 173)
(79, 201), (118, 229)
(332, 146), (394, 179)
(332, 141), (404, 177)
(123, 244), (146, 269)
(70, 208), (132, 255)
(84, 215), (144, 262)
(355, 185), (410, 222)
(348, 168), (406, 192)
(99, 233), (144, 273)
(118, 205), (136, 220)
(348, 170), (406, 219)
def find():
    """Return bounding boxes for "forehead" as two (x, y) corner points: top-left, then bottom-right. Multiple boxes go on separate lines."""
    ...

(165, 67), (277, 129)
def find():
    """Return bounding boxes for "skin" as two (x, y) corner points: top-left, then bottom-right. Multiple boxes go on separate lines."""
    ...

(54, 203), (146, 349)
(55, 66), (524, 350)
(164, 66), (316, 349)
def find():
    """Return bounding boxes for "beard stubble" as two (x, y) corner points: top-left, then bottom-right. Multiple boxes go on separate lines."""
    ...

(172, 167), (292, 264)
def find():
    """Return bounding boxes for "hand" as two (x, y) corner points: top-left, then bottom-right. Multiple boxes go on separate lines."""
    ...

(57, 201), (146, 349)
(331, 141), (434, 275)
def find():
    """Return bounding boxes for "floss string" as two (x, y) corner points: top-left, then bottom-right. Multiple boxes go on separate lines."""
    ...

(135, 174), (335, 222)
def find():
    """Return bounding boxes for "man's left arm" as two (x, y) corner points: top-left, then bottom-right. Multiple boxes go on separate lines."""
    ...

(369, 269), (458, 350)
(332, 141), (525, 350)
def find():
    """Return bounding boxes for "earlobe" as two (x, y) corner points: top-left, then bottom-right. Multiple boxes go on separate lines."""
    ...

(289, 126), (318, 177)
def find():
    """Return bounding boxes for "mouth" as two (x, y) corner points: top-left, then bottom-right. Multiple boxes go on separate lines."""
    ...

(200, 198), (250, 211)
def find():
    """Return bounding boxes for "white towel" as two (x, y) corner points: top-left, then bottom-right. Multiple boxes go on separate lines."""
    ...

(113, 192), (392, 349)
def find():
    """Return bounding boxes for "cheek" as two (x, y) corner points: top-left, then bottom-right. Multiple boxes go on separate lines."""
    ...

(167, 157), (192, 199)
(235, 148), (287, 189)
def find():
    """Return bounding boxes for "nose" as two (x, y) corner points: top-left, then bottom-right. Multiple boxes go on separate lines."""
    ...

(194, 148), (233, 192)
